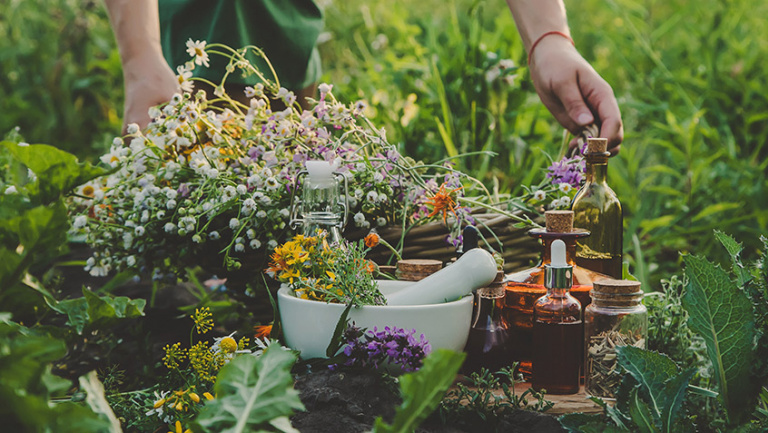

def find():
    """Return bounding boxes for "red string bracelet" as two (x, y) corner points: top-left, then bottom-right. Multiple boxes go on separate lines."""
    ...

(527, 31), (575, 65)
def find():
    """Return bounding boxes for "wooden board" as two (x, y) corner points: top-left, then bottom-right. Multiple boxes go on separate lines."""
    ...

(513, 383), (604, 415)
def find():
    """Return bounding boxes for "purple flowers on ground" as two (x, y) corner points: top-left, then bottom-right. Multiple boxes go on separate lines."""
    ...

(546, 155), (585, 188)
(331, 324), (432, 372)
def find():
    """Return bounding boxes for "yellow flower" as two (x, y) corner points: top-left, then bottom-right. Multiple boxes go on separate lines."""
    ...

(203, 392), (215, 401)
(168, 420), (192, 433)
(191, 307), (214, 335)
(219, 336), (237, 354)
(162, 342), (187, 370)
(189, 392), (200, 403)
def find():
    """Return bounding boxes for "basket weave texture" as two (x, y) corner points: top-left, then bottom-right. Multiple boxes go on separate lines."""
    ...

(346, 209), (541, 273)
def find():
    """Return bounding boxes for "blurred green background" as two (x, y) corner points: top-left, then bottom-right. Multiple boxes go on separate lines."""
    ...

(2, 0), (766, 288)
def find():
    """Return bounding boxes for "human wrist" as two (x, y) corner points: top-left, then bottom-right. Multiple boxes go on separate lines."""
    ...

(527, 31), (574, 65)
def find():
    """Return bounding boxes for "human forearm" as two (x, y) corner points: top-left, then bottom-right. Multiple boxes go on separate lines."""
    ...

(104, 0), (178, 132)
(104, 0), (165, 69)
(505, 0), (569, 51)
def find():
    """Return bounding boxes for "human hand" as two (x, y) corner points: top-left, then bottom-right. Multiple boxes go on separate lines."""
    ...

(121, 52), (179, 134)
(528, 36), (623, 155)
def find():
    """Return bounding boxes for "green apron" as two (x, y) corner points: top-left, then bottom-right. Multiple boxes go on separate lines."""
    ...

(159, 0), (323, 90)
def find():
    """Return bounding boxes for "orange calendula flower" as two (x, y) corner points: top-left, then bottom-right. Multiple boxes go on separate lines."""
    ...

(426, 183), (462, 223)
(254, 324), (273, 339)
(364, 233), (380, 248)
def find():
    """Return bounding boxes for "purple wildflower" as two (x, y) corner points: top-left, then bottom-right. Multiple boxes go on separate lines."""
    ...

(333, 323), (431, 372)
(546, 156), (585, 188)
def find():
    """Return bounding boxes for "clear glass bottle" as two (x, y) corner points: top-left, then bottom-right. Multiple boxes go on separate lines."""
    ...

(532, 239), (582, 394)
(289, 161), (348, 244)
(584, 278), (647, 399)
(571, 137), (623, 279)
(462, 271), (512, 375)
(505, 211), (609, 377)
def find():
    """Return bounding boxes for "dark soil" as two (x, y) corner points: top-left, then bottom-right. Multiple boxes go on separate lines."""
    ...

(292, 369), (565, 433)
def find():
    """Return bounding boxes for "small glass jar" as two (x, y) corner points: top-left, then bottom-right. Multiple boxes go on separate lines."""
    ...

(584, 279), (647, 399)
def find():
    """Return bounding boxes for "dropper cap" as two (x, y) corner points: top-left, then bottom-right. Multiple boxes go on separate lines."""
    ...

(544, 239), (573, 289)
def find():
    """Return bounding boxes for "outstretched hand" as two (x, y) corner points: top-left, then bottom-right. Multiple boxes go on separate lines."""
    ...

(528, 36), (623, 155)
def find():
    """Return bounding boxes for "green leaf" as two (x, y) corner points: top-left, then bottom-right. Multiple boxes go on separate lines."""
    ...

(713, 230), (751, 287)
(78, 371), (122, 432)
(658, 368), (695, 431)
(616, 346), (677, 421)
(193, 346), (304, 433)
(50, 288), (146, 335)
(682, 254), (757, 425)
(372, 349), (465, 433)
(326, 302), (354, 358)
(0, 319), (108, 432)
(628, 386), (659, 433)
(1, 142), (108, 204)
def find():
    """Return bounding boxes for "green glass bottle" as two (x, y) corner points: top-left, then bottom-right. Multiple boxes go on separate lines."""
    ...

(571, 138), (623, 279)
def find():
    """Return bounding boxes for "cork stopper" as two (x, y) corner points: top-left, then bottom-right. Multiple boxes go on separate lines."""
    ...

(592, 278), (642, 295)
(545, 210), (574, 233)
(395, 259), (443, 281)
(478, 270), (506, 298)
(586, 137), (608, 154)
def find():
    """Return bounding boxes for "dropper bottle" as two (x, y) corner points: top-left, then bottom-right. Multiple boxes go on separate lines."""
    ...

(531, 239), (582, 395)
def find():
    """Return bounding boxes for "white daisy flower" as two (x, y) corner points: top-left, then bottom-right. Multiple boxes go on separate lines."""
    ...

(185, 39), (210, 67)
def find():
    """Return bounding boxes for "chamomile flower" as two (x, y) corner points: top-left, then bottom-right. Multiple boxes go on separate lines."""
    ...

(73, 215), (88, 229)
(229, 218), (240, 230)
(533, 190), (546, 201)
(186, 39), (210, 67)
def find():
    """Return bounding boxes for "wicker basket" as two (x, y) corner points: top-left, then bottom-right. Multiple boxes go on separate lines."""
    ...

(346, 209), (541, 273)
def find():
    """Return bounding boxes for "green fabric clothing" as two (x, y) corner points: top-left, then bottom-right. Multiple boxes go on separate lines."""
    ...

(159, 0), (323, 90)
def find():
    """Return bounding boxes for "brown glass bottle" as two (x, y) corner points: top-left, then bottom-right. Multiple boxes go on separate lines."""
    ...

(531, 240), (582, 394)
(571, 138), (623, 279)
(505, 211), (609, 377)
(462, 271), (513, 375)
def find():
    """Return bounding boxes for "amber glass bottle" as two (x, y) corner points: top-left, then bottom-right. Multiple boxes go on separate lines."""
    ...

(462, 271), (512, 375)
(505, 211), (609, 377)
(571, 137), (623, 279)
(532, 240), (582, 394)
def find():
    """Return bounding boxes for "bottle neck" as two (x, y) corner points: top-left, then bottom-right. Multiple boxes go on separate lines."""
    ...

(584, 152), (609, 184)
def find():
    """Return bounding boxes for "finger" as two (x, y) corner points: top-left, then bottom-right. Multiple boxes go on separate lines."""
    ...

(582, 78), (623, 153)
(555, 80), (595, 133)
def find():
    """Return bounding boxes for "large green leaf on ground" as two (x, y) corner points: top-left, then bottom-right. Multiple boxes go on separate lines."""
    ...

(51, 288), (146, 335)
(372, 349), (465, 433)
(1, 141), (108, 204)
(682, 254), (756, 424)
(193, 346), (304, 433)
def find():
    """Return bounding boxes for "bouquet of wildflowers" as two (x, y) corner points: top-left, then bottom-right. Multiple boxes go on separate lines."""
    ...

(267, 232), (385, 307)
(68, 42), (471, 280)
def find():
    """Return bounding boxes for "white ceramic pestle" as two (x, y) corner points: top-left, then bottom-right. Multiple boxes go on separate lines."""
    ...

(385, 248), (498, 306)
